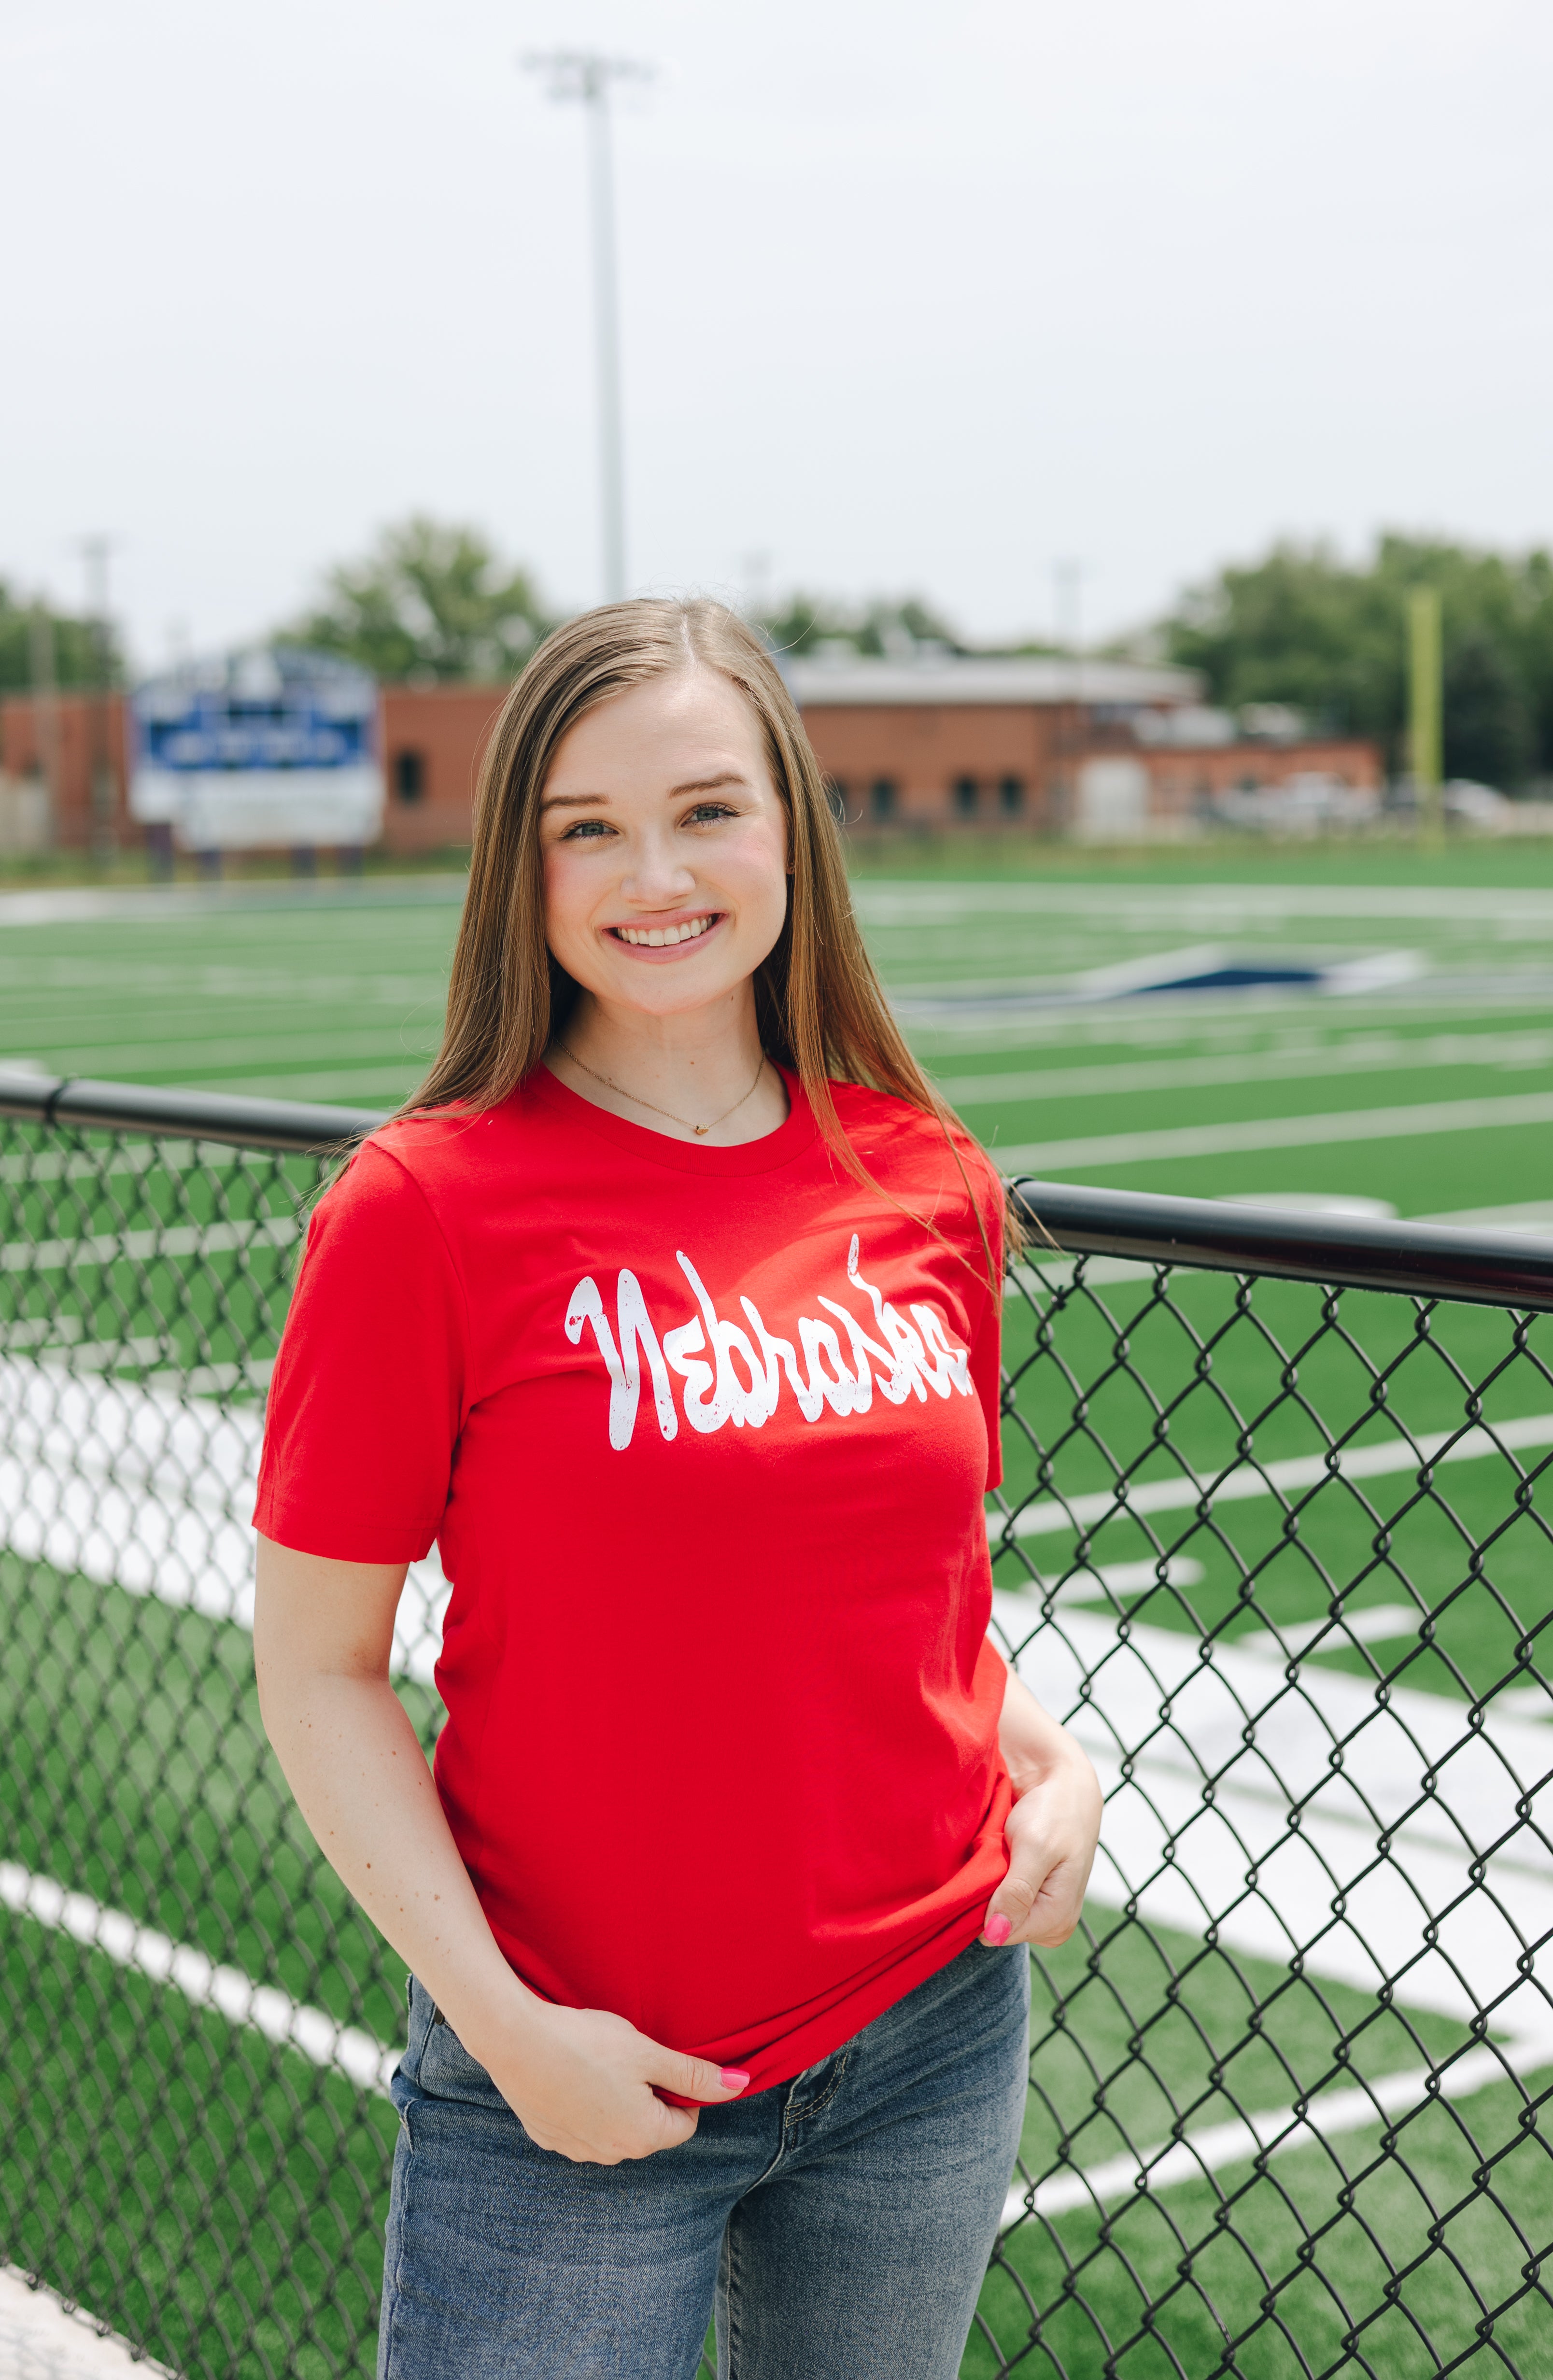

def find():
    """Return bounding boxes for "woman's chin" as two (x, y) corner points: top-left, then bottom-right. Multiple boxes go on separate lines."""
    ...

(576, 966), (746, 1021)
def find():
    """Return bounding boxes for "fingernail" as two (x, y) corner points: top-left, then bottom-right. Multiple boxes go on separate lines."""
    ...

(720, 2069), (751, 2091)
(983, 1913), (1013, 1946)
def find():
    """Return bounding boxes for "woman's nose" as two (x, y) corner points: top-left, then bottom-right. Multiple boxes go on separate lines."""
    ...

(620, 845), (696, 904)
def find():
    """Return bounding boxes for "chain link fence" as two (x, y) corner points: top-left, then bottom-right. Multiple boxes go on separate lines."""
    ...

(0, 1072), (1549, 2377)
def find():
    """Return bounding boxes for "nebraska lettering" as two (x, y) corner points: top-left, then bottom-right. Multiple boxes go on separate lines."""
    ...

(565, 1236), (973, 1449)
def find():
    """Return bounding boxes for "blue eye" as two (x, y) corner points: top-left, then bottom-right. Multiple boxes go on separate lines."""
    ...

(564, 818), (614, 840)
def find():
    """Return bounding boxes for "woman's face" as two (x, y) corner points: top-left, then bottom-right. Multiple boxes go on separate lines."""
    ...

(539, 667), (790, 1023)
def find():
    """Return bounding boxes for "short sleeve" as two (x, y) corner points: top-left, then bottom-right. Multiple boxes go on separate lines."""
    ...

(253, 1141), (467, 1563)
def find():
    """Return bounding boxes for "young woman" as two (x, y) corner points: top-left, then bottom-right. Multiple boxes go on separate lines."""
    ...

(253, 598), (1101, 2380)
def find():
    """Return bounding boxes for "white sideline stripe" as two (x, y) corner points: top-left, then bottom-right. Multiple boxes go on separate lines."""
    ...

(993, 1591), (1553, 2232)
(0, 2265), (176, 2377)
(937, 1028), (1553, 1110)
(997, 2037), (1549, 2232)
(0, 1353), (448, 1681)
(1041, 1557), (1205, 1603)
(0, 1863), (398, 2097)
(914, 986), (1553, 1047)
(988, 1089), (1553, 1175)
(997, 1592), (1553, 2050)
(6, 1862), (1528, 2248)
(0, 1213), (298, 1275)
(994, 1411), (1553, 1541)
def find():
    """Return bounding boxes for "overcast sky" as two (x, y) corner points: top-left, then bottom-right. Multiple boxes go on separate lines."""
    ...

(4, 0), (1552, 666)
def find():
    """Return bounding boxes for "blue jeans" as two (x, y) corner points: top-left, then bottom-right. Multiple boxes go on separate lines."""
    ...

(378, 1938), (1029, 2379)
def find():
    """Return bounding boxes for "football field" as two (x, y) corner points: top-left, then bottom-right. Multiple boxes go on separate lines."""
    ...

(3, 848), (1552, 2376)
(8, 851), (1553, 1221)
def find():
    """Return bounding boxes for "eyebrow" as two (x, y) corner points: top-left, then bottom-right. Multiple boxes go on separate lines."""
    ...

(540, 770), (750, 812)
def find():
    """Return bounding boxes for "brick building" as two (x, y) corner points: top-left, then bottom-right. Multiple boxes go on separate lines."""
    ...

(0, 691), (132, 853)
(0, 661), (1383, 854)
(783, 658), (1382, 834)
(376, 684), (509, 855)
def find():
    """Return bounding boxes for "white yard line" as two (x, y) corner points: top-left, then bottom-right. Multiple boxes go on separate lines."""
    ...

(998, 2034), (1548, 2231)
(991, 1586), (1553, 2239)
(937, 1028), (1553, 1110)
(0, 878), (465, 928)
(994, 1411), (1553, 1541)
(1044, 1556), (1204, 1602)
(853, 882), (1553, 925)
(1232, 1603), (1424, 1662)
(908, 984), (1553, 1046)
(988, 1089), (1553, 1175)
(0, 1863), (398, 2095)
(0, 1140), (253, 1188)
(998, 1589), (1553, 2035)
(0, 1212), (299, 1275)
(2, 876), (1546, 932)
(0, 955), (443, 1003)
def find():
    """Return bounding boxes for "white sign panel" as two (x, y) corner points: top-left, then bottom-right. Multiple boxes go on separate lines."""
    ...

(130, 648), (383, 850)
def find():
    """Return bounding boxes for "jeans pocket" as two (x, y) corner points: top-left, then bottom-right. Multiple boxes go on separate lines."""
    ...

(417, 2014), (507, 2111)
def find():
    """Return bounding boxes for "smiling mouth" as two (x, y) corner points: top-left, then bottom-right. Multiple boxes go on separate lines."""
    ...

(610, 914), (719, 949)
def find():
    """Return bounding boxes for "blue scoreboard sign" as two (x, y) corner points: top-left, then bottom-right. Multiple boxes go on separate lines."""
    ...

(130, 646), (383, 850)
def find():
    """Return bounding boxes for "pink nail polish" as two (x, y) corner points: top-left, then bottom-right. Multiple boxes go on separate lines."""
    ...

(984, 1913), (1013, 1946)
(720, 2068), (751, 2091)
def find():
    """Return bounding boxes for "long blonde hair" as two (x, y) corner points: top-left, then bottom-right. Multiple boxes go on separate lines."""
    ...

(408, 597), (1017, 1274)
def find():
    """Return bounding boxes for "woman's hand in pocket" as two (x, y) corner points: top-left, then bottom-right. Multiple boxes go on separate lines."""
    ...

(473, 1999), (750, 2165)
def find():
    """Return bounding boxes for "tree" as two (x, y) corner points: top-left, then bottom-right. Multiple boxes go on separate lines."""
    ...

(760, 591), (965, 660)
(0, 582), (114, 693)
(291, 517), (553, 684)
(1156, 535), (1553, 788)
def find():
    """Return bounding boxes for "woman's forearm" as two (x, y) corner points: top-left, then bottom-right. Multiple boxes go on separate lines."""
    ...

(254, 1537), (748, 2160)
(259, 1662), (528, 2054)
(251, 1539), (534, 2062)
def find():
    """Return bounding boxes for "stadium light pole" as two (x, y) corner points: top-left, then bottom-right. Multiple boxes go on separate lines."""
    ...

(80, 535), (117, 862)
(523, 51), (653, 605)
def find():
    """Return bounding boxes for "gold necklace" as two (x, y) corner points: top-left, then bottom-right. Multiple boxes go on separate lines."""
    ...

(559, 1044), (768, 1138)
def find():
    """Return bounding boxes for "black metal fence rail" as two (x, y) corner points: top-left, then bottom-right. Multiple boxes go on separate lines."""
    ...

(1013, 1174), (1553, 1314)
(0, 1075), (1548, 2379)
(0, 1066), (384, 1154)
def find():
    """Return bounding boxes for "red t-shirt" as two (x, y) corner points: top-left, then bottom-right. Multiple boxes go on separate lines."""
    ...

(254, 1065), (1013, 2092)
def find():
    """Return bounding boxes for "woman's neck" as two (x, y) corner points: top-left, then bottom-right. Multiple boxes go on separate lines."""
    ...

(547, 992), (790, 1147)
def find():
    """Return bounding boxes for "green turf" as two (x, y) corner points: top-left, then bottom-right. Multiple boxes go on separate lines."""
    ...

(0, 1552), (436, 2043)
(0, 1546), (423, 2377)
(965, 1916), (1552, 2380)
(847, 837), (1553, 883)
(2, 1919), (395, 2379)
(5, 852), (1553, 2373)
(994, 1267), (1553, 1708)
(0, 896), (457, 1107)
(9, 856), (1553, 1218)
